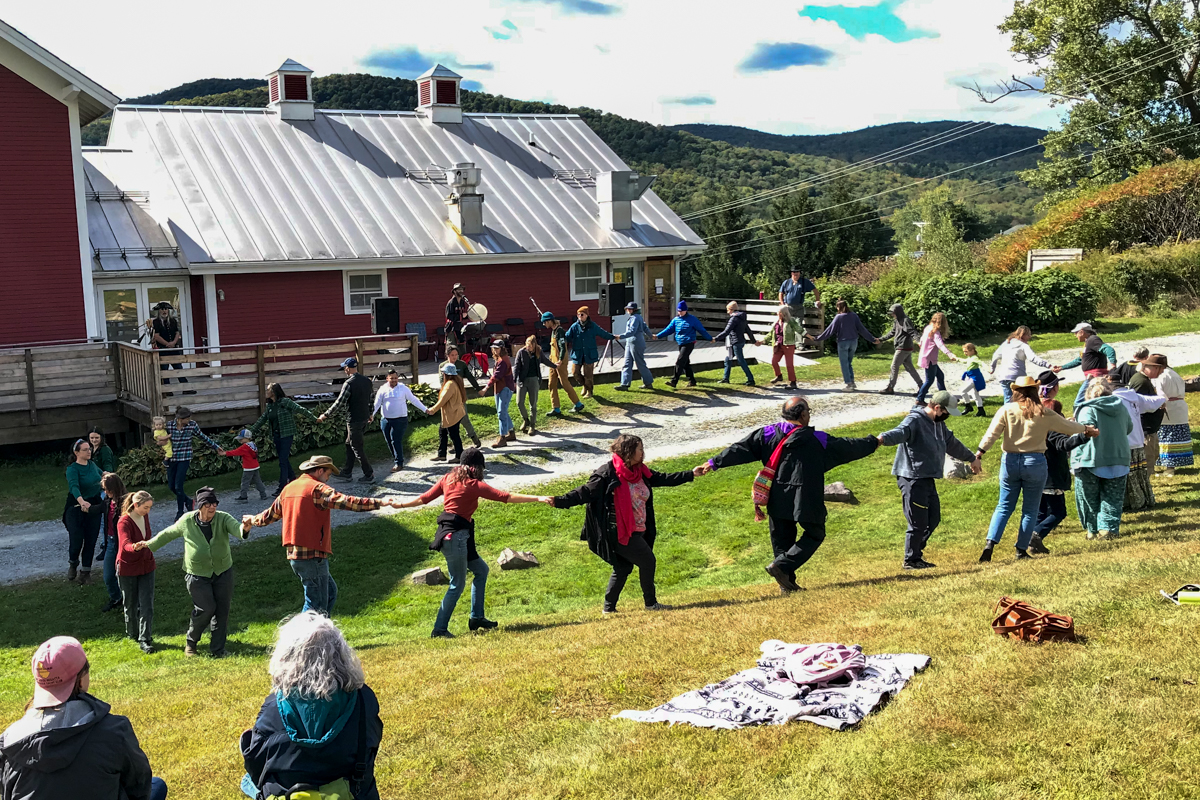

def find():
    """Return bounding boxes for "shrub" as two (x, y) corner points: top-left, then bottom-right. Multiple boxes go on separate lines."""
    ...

(815, 281), (890, 337)
(1063, 241), (1200, 313)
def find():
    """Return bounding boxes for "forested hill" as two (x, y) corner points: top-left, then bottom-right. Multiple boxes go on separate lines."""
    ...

(671, 121), (1046, 177)
(81, 73), (1041, 230)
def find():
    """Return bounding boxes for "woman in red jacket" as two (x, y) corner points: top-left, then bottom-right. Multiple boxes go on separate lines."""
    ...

(117, 490), (157, 654)
(398, 448), (550, 638)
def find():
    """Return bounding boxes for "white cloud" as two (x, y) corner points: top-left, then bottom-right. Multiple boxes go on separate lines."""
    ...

(4, 0), (1060, 134)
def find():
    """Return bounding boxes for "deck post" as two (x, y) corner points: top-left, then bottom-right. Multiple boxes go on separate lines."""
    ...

(24, 349), (37, 425)
(257, 345), (267, 413)
(409, 333), (419, 382)
(110, 342), (123, 399)
(150, 349), (163, 420)
(355, 338), (365, 370)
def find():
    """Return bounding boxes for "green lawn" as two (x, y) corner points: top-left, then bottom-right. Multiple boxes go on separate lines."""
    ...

(0, 380), (1197, 799)
(2, 313), (1196, 525)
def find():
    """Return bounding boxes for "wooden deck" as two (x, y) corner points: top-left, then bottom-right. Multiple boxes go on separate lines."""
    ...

(0, 334), (419, 446)
(683, 296), (826, 356)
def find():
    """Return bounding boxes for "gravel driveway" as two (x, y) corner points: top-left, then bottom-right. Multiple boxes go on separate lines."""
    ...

(4, 333), (1196, 585)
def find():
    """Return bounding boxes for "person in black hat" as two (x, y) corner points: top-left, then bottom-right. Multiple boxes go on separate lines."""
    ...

(445, 283), (471, 350)
(318, 358), (375, 484)
(149, 301), (190, 390)
(1029, 370), (1095, 554)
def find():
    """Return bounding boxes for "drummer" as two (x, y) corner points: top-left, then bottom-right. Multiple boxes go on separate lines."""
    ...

(445, 283), (471, 350)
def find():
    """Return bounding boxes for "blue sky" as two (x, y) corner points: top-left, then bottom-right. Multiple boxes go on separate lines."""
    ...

(8, 0), (1062, 136)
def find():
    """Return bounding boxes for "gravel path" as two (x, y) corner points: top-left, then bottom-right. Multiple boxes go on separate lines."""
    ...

(4, 332), (1197, 585)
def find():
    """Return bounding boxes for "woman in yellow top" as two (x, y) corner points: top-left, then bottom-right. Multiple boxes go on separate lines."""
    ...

(428, 363), (467, 462)
(974, 376), (1091, 562)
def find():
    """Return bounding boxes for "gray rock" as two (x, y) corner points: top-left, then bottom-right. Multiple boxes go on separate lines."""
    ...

(411, 567), (447, 586)
(823, 481), (855, 503)
(498, 548), (539, 570)
(943, 458), (972, 480)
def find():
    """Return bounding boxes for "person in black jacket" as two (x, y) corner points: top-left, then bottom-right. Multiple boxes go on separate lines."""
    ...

(1029, 372), (1096, 554)
(696, 396), (879, 592)
(715, 301), (757, 386)
(319, 357), (375, 484)
(1, 636), (168, 800)
(552, 434), (699, 613)
(241, 612), (383, 800)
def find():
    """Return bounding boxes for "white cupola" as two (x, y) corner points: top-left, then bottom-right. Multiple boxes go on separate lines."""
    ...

(417, 64), (463, 124)
(268, 59), (315, 121)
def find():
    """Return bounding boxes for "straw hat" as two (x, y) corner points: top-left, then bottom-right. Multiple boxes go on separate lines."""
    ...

(1012, 376), (1039, 389)
(298, 455), (340, 474)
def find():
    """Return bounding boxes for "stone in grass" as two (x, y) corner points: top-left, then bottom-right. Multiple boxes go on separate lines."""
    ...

(411, 567), (447, 586)
(943, 458), (973, 480)
(823, 482), (856, 503)
(498, 548), (539, 570)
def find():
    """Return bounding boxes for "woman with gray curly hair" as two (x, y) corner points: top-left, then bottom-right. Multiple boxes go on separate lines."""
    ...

(239, 612), (383, 800)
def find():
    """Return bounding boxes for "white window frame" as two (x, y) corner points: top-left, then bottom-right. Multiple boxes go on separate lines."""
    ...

(570, 260), (603, 301)
(343, 270), (388, 315)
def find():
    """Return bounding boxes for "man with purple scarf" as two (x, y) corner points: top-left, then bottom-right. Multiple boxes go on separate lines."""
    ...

(696, 397), (879, 593)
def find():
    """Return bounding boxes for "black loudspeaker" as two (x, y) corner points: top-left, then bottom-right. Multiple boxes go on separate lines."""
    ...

(597, 283), (627, 316)
(371, 297), (401, 334)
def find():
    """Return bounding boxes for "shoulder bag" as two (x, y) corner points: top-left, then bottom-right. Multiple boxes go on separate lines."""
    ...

(752, 427), (800, 522)
(991, 596), (1076, 643)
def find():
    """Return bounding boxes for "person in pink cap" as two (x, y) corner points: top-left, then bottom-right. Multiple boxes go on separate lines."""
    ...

(0, 636), (168, 799)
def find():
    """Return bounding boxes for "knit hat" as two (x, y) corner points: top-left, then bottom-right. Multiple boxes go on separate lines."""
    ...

(194, 486), (219, 507)
(677, 300), (688, 311)
(540, 311), (556, 323)
(31, 637), (87, 709)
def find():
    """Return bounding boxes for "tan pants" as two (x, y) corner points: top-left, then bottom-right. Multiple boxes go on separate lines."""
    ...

(549, 360), (580, 409)
(571, 361), (595, 396)
(1146, 430), (1160, 469)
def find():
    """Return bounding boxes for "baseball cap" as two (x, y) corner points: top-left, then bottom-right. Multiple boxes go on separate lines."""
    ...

(31, 637), (87, 709)
(1070, 322), (1093, 334)
(625, 302), (639, 312)
(237, 428), (252, 440)
(339, 357), (358, 369)
(929, 390), (960, 415)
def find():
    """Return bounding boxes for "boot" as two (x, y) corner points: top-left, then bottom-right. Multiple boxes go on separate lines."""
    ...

(770, 374), (783, 384)
(978, 544), (994, 563)
(67, 564), (77, 582)
(471, 435), (483, 447)
(505, 431), (517, 442)
(962, 402), (975, 415)
(77, 570), (92, 586)
(1029, 534), (1050, 555)
(976, 406), (987, 417)
(788, 382), (798, 390)
(1014, 549), (1033, 560)
(492, 436), (507, 448)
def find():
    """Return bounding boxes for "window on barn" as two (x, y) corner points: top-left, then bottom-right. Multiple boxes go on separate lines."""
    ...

(343, 271), (387, 315)
(572, 261), (603, 300)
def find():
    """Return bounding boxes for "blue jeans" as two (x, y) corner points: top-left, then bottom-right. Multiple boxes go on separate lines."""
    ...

(151, 777), (168, 800)
(917, 364), (945, 404)
(289, 557), (338, 616)
(274, 434), (295, 491)
(723, 343), (753, 383)
(433, 530), (489, 632)
(380, 416), (409, 467)
(495, 387), (514, 435)
(1075, 377), (1091, 406)
(102, 534), (121, 604)
(1000, 380), (1014, 404)
(622, 346), (653, 387)
(837, 339), (858, 384)
(240, 773), (256, 798)
(987, 452), (1049, 550)
(166, 459), (191, 518)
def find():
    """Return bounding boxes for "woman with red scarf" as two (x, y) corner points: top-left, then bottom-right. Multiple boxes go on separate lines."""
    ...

(552, 434), (699, 614)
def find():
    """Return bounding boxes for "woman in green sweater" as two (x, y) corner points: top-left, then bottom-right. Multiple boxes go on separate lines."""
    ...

(88, 427), (116, 473)
(63, 439), (104, 585)
(247, 384), (320, 495)
(135, 487), (248, 657)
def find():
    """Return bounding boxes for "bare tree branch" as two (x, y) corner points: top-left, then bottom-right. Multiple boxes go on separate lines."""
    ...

(967, 76), (1089, 104)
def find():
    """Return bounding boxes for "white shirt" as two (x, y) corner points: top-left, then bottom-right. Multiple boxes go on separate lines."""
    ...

(1153, 368), (1189, 426)
(990, 339), (1054, 382)
(1113, 387), (1166, 449)
(373, 382), (427, 419)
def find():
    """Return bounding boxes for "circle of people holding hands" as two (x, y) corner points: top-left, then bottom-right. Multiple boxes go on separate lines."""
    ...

(24, 273), (1193, 799)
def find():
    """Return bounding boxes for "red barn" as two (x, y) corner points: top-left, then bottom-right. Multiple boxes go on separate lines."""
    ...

(89, 60), (706, 354)
(0, 20), (119, 347)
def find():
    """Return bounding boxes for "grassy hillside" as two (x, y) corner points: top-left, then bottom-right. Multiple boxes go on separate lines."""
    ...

(0, 385), (1195, 799)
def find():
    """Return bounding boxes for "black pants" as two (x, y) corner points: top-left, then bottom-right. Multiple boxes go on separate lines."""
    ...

(1034, 493), (1068, 538)
(438, 423), (464, 459)
(65, 503), (103, 570)
(158, 358), (189, 385)
(118, 572), (155, 645)
(767, 517), (826, 582)
(343, 420), (373, 479)
(672, 343), (696, 382)
(605, 532), (657, 611)
(898, 476), (940, 564)
(185, 568), (234, 655)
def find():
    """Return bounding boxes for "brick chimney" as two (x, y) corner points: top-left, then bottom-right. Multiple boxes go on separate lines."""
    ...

(268, 59), (315, 121)
(417, 64), (463, 124)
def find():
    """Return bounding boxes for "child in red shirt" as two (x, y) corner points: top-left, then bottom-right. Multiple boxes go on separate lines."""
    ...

(225, 429), (269, 503)
(399, 448), (551, 638)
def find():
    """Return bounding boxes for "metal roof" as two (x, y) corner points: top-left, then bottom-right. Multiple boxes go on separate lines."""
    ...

(274, 59), (312, 73)
(82, 148), (185, 272)
(418, 64), (462, 80)
(0, 19), (119, 125)
(103, 105), (704, 266)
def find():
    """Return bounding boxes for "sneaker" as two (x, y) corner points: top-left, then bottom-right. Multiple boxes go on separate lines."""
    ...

(685, 380), (697, 388)
(184, 645), (197, 657)
(902, 561), (931, 571)
(1097, 529), (1118, 540)
(471, 436), (483, 447)
(614, 384), (630, 391)
(573, 402), (585, 412)
(390, 464), (402, 473)
(528, 427), (538, 435)
(771, 375), (784, 384)
(357, 475), (376, 484)
(210, 650), (228, 659)
(962, 403), (975, 415)
(430, 629), (455, 639)
(602, 607), (618, 616)
(236, 496), (249, 503)
(881, 387), (895, 395)
(717, 378), (730, 384)
(100, 599), (121, 613)
(434, 453), (448, 462)
(644, 602), (672, 611)
(919, 559), (937, 568)
(492, 436), (507, 448)
(468, 617), (499, 632)
(1029, 535), (1050, 555)
(979, 545), (994, 563)
(548, 407), (563, 416)
(841, 384), (854, 393)
(764, 562), (801, 592)
(1014, 549), (1033, 561)
(67, 565), (77, 582)
(665, 380), (678, 388)
(139, 642), (155, 655)
(505, 431), (517, 442)
(744, 381), (756, 387)
(332, 473), (354, 483)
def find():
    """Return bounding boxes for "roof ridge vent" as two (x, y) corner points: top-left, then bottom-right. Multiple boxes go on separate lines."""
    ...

(417, 64), (463, 125)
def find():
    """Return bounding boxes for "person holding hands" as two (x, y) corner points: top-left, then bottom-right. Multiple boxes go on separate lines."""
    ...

(370, 368), (429, 473)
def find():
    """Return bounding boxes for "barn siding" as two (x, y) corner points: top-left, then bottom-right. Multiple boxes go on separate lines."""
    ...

(0, 63), (85, 347)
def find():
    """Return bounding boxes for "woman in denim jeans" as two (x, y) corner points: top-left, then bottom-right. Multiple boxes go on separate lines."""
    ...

(398, 449), (550, 638)
(974, 377), (1090, 562)
(916, 312), (958, 405)
(481, 341), (517, 448)
(810, 299), (879, 392)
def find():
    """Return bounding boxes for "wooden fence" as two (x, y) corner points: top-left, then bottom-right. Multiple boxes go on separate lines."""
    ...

(117, 334), (419, 423)
(0, 343), (117, 422)
(682, 297), (826, 355)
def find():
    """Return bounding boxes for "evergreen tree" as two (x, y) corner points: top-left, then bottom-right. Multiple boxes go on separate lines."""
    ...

(684, 190), (757, 297)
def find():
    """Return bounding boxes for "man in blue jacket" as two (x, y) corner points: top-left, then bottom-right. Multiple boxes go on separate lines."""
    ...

(656, 301), (713, 388)
(565, 306), (616, 399)
(876, 391), (980, 570)
(616, 301), (654, 391)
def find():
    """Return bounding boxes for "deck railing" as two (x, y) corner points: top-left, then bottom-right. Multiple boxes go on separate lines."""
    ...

(0, 343), (117, 423)
(682, 296), (825, 354)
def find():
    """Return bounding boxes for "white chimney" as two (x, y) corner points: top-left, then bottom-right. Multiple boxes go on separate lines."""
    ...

(417, 64), (463, 124)
(267, 59), (315, 121)
(445, 162), (484, 235)
(597, 171), (657, 230)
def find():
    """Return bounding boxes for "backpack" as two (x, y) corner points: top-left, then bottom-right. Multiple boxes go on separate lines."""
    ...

(262, 692), (369, 800)
(781, 643), (866, 684)
(752, 427), (800, 522)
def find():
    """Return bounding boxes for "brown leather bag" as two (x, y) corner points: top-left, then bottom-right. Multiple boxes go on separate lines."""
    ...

(991, 596), (1077, 643)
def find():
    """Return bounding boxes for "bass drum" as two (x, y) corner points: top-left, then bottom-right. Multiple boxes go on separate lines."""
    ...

(467, 303), (488, 323)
